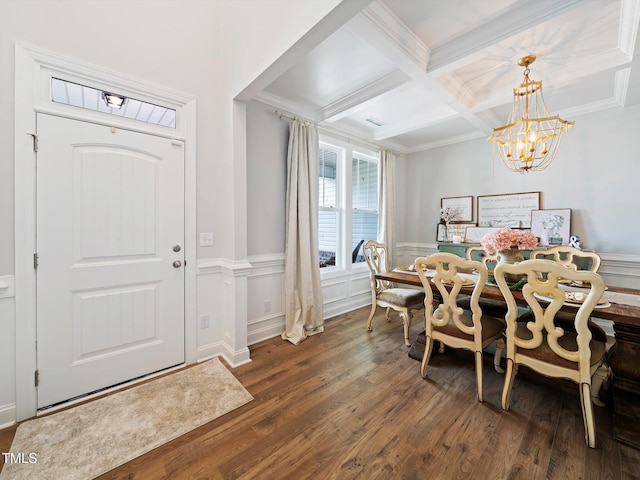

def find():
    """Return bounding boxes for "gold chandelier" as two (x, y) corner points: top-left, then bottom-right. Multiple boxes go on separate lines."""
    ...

(488, 55), (574, 172)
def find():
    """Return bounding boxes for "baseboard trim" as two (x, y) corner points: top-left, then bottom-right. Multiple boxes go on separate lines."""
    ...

(248, 315), (285, 346)
(197, 342), (251, 368)
(0, 403), (16, 429)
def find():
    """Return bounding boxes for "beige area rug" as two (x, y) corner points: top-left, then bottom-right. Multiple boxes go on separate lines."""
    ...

(0, 358), (253, 480)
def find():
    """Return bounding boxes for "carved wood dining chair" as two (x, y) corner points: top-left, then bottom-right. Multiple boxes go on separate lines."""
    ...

(494, 259), (608, 448)
(460, 246), (534, 373)
(463, 246), (510, 316)
(414, 252), (506, 402)
(362, 241), (425, 347)
(531, 245), (601, 272)
(531, 245), (610, 388)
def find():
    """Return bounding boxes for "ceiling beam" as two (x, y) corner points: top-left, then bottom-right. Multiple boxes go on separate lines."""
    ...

(371, 111), (457, 141)
(349, 1), (496, 135)
(427, 0), (590, 76)
(320, 69), (411, 122)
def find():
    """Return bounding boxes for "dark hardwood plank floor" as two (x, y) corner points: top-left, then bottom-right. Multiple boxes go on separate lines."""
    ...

(2, 305), (640, 479)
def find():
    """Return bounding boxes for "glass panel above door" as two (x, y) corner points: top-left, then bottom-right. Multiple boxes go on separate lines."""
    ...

(51, 78), (176, 128)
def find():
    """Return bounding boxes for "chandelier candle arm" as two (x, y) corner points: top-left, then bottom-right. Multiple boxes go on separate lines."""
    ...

(488, 55), (574, 173)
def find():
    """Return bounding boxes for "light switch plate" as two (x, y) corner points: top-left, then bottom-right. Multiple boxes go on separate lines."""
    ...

(199, 232), (214, 246)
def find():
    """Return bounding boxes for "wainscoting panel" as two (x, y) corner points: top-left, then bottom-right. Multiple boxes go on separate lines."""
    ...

(246, 256), (373, 345)
(196, 259), (251, 367)
(214, 248), (640, 351)
(0, 275), (16, 428)
(600, 253), (640, 289)
(321, 278), (349, 304)
(395, 243), (439, 267)
(247, 254), (286, 345)
(321, 267), (372, 319)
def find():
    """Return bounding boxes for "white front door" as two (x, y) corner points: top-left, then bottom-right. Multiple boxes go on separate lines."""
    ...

(36, 113), (185, 409)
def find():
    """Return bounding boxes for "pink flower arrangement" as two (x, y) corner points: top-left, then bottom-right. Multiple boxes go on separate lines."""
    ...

(480, 228), (538, 254)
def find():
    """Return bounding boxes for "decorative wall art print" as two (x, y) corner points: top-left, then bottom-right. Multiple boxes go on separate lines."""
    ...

(440, 196), (473, 223)
(477, 192), (540, 228)
(531, 209), (571, 245)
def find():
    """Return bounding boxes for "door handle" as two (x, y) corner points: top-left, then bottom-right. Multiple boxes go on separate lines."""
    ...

(173, 245), (181, 252)
(173, 260), (182, 268)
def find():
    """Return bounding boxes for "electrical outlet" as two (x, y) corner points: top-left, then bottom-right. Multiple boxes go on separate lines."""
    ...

(264, 300), (271, 313)
(200, 314), (210, 329)
(199, 232), (214, 247)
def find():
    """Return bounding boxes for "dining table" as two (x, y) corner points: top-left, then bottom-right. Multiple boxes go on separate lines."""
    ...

(375, 268), (640, 450)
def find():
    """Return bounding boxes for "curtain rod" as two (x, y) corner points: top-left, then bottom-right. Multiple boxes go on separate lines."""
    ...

(274, 110), (404, 157)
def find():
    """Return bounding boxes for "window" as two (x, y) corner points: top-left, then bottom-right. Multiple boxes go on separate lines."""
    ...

(318, 137), (378, 269)
(50, 78), (176, 128)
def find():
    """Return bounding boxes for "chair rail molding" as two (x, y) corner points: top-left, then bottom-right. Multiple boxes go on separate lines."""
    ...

(599, 253), (640, 289)
(0, 275), (15, 299)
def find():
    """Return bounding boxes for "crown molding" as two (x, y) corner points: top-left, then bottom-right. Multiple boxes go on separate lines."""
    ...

(253, 91), (320, 123)
(619, 0), (640, 59)
(320, 69), (410, 122)
(358, 1), (430, 72)
(405, 131), (486, 153)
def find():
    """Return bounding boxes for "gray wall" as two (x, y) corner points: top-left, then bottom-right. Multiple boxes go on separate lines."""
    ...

(399, 104), (640, 256)
(246, 101), (289, 256)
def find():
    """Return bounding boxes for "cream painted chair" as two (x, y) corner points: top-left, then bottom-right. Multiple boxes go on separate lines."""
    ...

(531, 245), (601, 272)
(362, 241), (425, 347)
(494, 259), (608, 448)
(463, 246), (532, 373)
(414, 252), (505, 402)
(463, 246), (510, 317)
(531, 245), (610, 388)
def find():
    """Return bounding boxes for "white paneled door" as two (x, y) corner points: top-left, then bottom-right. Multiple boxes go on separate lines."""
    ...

(36, 114), (185, 409)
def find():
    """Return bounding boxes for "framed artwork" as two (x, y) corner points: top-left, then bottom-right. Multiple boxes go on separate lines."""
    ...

(531, 209), (571, 245)
(464, 227), (500, 244)
(437, 223), (475, 242)
(440, 196), (473, 223)
(477, 192), (540, 228)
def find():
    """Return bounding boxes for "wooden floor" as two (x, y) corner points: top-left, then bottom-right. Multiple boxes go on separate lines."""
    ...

(2, 305), (640, 479)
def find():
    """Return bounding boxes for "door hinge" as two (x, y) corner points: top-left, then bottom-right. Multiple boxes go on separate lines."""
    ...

(27, 133), (38, 152)
(33, 253), (39, 269)
(35, 370), (39, 387)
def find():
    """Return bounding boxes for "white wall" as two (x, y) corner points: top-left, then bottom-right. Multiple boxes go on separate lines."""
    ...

(397, 104), (640, 288)
(0, 0), (346, 424)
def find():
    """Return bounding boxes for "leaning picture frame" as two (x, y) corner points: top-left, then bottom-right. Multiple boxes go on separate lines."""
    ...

(437, 223), (475, 242)
(440, 196), (473, 223)
(464, 227), (500, 244)
(530, 209), (571, 245)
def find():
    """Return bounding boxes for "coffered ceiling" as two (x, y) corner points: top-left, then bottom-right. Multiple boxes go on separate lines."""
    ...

(253, 0), (640, 154)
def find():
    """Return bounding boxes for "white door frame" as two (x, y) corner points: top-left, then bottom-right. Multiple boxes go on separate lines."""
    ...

(14, 42), (197, 421)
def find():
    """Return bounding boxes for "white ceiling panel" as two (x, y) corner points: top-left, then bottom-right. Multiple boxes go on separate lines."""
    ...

(253, 0), (640, 154)
(381, 0), (519, 48)
(263, 27), (398, 110)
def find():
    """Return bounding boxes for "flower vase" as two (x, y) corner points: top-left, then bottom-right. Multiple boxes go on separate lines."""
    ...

(540, 228), (552, 246)
(497, 248), (525, 283)
(443, 223), (450, 242)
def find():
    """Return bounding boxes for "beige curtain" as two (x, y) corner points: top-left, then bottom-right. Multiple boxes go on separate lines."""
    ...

(378, 150), (396, 262)
(282, 119), (324, 345)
